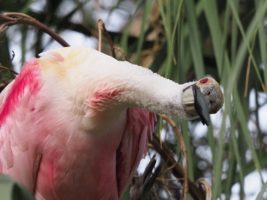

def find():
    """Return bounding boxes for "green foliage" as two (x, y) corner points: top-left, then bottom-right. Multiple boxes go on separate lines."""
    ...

(0, 175), (35, 200)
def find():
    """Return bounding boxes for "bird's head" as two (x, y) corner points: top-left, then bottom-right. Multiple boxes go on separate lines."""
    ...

(182, 76), (224, 125)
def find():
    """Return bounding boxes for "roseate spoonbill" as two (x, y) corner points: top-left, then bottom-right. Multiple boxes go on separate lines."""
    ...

(0, 47), (223, 200)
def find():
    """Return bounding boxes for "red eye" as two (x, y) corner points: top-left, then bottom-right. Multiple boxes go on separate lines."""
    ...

(199, 78), (209, 84)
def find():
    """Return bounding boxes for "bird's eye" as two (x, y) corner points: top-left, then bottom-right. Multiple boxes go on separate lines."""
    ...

(199, 78), (209, 84)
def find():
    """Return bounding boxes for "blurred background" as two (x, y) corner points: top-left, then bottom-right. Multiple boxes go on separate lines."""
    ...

(1, 0), (267, 199)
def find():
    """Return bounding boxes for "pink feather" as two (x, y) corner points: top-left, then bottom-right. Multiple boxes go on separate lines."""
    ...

(0, 48), (156, 200)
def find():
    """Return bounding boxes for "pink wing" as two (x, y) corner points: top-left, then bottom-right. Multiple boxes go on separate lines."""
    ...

(0, 59), (42, 191)
(84, 81), (156, 197)
(116, 108), (155, 196)
(0, 80), (15, 172)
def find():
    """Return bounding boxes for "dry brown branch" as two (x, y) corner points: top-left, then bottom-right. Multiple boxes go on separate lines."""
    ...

(0, 12), (70, 47)
(244, 58), (251, 97)
(161, 114), (188, 199)
(129, 155), (160, 200)
(0, 65), (18, 76)
(96, 19), (116, 57)
(196, 179), (212, 200)
(97, 19), (104, 52)
(151, 135), (206, 200)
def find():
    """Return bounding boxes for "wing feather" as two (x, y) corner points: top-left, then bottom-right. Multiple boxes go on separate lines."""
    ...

(0, 60), (42, 192)
(116, 108), (155, 196)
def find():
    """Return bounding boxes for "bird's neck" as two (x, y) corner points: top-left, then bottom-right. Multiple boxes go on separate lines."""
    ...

(113, 64), (195, 118)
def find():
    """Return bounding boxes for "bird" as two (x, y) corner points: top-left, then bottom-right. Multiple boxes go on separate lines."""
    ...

(0, 47), (223, 200)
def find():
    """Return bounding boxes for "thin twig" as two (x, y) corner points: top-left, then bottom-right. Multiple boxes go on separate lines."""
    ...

(0, 65), (18, 76)
(0, 12), (70, 47)
(130, 155), (160, 200)
(196, 178), (212, 200)
(97, 19), (104, 52)
(161, 114), (188, 199)
(244, 57), (251, 97)
(151, 135), (206, 200)
(96, 19), (116, 57)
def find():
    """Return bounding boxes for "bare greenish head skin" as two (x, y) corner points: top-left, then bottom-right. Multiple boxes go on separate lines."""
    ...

(182, 76), (224, 124)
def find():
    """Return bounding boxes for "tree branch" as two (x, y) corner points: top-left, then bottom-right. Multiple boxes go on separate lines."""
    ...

(0, 12), (70, 47)
(151, 135), (207, 200)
